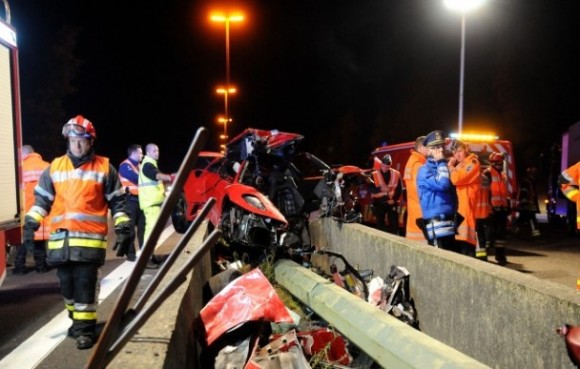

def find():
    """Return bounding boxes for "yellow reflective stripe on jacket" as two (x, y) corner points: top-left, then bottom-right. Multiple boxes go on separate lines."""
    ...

(48, 237), (107, 250)
(138, 155), (165, 208)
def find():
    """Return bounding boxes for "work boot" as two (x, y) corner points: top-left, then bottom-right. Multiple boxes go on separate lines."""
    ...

(36, 265), (51, 273)
(76, 335), (94, 350)
(12, 267), (28, 275)
(495, 247), (508, 266)
(126, 254), (136, 262)
(145, 260), (159, 269)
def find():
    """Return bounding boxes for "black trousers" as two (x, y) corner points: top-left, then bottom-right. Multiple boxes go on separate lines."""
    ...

(475, 217), (489, 249)
(14, 239), (47, 270)
(57, 263), (100, 337)
(126, 198), (145, 257)
(490, 210), (508, 242)
(373, 201), (399, 235)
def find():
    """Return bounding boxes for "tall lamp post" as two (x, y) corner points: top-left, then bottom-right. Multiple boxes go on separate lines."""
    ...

(444, 0), (485, 134)
(210, 11), (244, 143)
(216, 86), (236, 140)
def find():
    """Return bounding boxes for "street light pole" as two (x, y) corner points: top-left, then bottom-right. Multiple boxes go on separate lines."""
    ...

(458, 13), (466, 134)
(444, 0), (485, 134)
(216, 87), (236, 140)
(210, 12), (244, 145)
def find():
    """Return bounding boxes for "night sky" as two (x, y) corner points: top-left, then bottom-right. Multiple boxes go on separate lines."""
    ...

(7, 0), (580, 174)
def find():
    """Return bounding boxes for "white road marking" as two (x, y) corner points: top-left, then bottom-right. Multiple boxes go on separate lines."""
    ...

(0, 225), (175, 369)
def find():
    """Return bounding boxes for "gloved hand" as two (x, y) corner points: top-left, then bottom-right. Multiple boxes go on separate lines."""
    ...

(112, 222), (132, 257)
(23, 215), (40, 243)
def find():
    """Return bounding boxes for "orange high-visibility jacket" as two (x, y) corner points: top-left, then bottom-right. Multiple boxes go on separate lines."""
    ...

(372, 167), (402, 202)
(450, 153), (481, 246)
(560, 161), (580, 229)
(119, 158), (139, 196)
(403, 150), (427, 241)
(489, 167), (509, 208)
(22, 152), (50, 240)
(48, 156), (110, 252)
(474, 171), (491, 220)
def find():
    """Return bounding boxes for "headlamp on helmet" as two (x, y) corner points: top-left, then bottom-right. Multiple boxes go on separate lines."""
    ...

(62, 115), (96, 140)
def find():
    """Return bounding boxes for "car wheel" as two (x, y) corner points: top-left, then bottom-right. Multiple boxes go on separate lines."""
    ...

(171, 192), (192, 233)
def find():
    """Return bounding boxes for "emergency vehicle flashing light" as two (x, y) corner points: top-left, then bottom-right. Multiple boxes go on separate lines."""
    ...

(449, 132), (499, 142)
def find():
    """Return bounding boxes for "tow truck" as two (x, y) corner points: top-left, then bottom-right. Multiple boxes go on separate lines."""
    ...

(360, 132), (518, 229)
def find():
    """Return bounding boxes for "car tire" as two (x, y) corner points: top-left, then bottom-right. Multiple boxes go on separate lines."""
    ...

(171, 192), (192, 233)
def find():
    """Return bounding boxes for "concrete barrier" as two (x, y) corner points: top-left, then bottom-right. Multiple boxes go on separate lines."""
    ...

(308, 218), (580, 369)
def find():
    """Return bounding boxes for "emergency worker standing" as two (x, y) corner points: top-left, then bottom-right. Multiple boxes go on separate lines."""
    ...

(486, 153), (510, 264)
(448, 140), (481, 257)
(558, 161), (580, 232)
(417, 130), (458, 251)
(24, 115), (132, 350)
(403, 136), (428, 242)
(370, 154), (403, 235)
(139, 143), (174, 266)
(13, 145), (50, 274)
(474, 168), (491, 262)
(515, 166), (541, 238)
(118, 144), (145, 262)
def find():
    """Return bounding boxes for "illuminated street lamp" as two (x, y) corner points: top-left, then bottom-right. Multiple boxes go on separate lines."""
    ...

(210, 11), (244, 143)
(210, 12), (244, 88)
(216, 86), (237, 137)
(217, 116), (233, 153)
(444, 0), (486, 134)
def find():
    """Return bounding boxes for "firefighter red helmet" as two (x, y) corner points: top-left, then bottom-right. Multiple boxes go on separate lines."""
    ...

(489, 152), (505, 163)
(62, 115), (96, 140)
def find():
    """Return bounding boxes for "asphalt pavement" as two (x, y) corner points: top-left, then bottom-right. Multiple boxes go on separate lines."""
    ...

(499, 217), (580, 290)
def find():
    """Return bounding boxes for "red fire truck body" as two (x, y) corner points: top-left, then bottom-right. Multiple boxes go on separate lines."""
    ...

(360, 135), (517, 226)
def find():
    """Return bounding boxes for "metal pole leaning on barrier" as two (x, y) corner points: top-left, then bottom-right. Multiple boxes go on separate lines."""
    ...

(105, 228), (222, 365)
(86, 127), (209, 369)
(133, 197), (216, 312)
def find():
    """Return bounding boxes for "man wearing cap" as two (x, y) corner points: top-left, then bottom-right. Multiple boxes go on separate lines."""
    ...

(370, 154), (403, 235)
(448, 139), (481, 258)
(416, 130), (459, 251)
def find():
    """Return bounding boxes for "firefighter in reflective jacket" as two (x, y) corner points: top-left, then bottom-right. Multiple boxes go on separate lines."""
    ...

(474, 170), (491, 261)
(24, 115), (131, 350)
(13, 145), (50, 274)
(486, 152), (510, 265)
(448, 139), (481, 257)
(371, 154), (403, 234)
(559, 161), (580, 231)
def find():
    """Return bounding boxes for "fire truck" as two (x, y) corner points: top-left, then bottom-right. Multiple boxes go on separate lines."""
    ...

(0, 10), (24, 286)
(546, 121), (580, 231)
(360, 133), (518, 228)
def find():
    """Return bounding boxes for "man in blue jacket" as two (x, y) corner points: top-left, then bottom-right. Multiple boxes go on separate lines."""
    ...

(417, 130), (459, 251)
